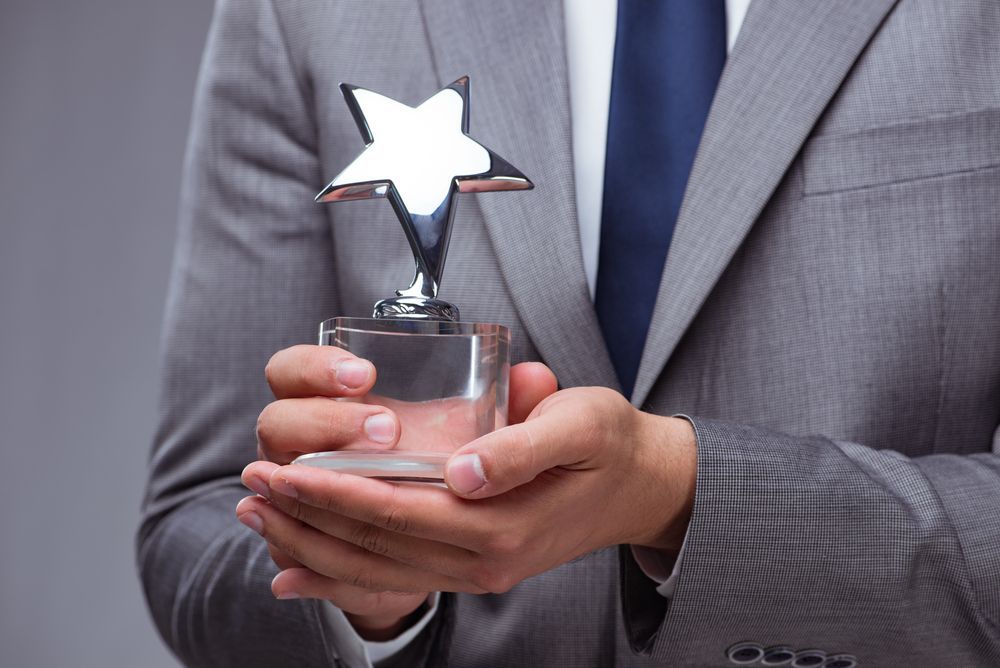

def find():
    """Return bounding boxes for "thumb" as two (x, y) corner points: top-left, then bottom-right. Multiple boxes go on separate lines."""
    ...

(508, 362), (558, 424)
(445, 413), (569, 499)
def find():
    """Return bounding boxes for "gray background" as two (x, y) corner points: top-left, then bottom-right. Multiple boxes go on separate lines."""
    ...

(0, 1), (213, 665)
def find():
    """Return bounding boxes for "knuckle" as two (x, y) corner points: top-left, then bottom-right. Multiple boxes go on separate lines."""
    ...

(255, 406), (275, 448)
(320, 497), (341, 516)
(284, 497), (305, 522)
(267, 543), (296, 570)
(576, 402), (604, 444)
(316, 484), (344, 515)
(265, 346), (305, 392)
(265, 543), (284, 567)
(264, 354), (279, 389)
(505, 424), (541, 477)
(299, 354), (316, 390)
(590, 387), (629, 432)
(378, 504), (410, 534)
(276, 535), (301, 564)
(464, 581), (490, 595)
(497, 425), (537, 481)
(591, 385), (621, 404)
(351, 523), (390, 557)
(484, 531), (525, 558)
(344, 568), (376, 591)
(316, 495), (338, 515)
(466, 526), (495, 552)
(519, 426), (540, 473)
(310, 346), (343, 391)
(375, 487), (409, 534)
(474, 564), (516, 595)
(324, 402), (351, 440)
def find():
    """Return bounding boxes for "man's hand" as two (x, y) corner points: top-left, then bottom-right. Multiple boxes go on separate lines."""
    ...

(240, 384), (696, 602)
(237, 344), (557, 638)
(254, 344), (395, 464)
(441, 387), (697, 553)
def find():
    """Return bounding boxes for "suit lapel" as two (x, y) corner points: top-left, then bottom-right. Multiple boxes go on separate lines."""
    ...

(630, 0), (902, 407)
(420, 0), (618, 390)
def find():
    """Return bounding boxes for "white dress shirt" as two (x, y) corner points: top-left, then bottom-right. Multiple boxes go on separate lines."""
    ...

(334, 1), (753, 664)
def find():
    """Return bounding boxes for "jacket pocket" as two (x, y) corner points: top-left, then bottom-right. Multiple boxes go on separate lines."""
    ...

(802, 107), (1000, 196)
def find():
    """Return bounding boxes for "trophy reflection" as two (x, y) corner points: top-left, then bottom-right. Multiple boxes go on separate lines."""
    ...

(294, 76), (531, 482)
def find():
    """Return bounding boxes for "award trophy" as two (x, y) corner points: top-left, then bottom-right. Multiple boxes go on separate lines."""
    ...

(293, 76), (532, 482)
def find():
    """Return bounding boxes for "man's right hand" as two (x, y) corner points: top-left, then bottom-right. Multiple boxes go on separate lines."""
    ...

(239, 344), (558, 640)
(246, 344), (429, 640)
(255, 344), (401, 465)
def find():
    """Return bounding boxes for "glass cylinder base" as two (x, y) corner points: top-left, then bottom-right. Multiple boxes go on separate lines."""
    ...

(293, 317), (510, 481)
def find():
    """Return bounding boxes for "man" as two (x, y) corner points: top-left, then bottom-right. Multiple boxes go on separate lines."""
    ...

(139, 0), (1000, 666)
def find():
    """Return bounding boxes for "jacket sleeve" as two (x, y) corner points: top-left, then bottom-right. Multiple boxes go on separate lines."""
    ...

(621, 417), (1000, 666)
(135, 1), (447, 665)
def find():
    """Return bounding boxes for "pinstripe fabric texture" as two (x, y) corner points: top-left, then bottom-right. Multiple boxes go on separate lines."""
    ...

(139, 0), (1000, 665)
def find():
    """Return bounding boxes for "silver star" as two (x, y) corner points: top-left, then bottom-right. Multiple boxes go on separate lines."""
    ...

(316, 76), (532, 302)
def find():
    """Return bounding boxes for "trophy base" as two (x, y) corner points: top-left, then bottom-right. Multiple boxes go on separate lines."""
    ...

(294, 450), (449, 483)
(300, 317), (510, 484)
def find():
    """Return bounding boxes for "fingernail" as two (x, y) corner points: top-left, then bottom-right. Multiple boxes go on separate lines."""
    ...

(447, 454), (486, 494)
(238, 511), (264, 535)
(363, 413), (396, 444)
(270, 476), (298, 499)
(245, 475), (270, 499)
(276, 591), (300, 600)
(336, 359), (372, 389)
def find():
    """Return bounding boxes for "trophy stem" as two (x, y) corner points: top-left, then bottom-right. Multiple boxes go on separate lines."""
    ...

(373, 295), (460, 321)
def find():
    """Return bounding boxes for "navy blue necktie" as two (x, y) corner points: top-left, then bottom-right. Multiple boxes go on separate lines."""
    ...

(595, 0), (727, 397)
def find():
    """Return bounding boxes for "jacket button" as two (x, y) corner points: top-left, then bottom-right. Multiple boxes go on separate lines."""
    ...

(727, 642), (765, 664)
(791, 650), (826, 667)
(824, 655), (857, 668)
(761, 646), (796, 665)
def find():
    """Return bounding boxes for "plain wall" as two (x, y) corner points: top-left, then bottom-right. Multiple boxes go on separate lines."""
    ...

(0, 1), (213, 665)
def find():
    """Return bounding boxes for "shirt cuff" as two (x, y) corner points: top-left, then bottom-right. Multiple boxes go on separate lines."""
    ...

(318, 594), (440, 667)
(365, 593), (440, 663)
(630, 523), (691, 598)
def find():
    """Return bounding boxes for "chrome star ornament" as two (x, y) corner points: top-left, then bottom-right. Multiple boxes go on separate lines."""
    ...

(316, 76), (533, 321)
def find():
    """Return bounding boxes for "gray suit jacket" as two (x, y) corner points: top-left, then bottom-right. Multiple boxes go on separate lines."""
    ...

(138, 0), (1000, 665)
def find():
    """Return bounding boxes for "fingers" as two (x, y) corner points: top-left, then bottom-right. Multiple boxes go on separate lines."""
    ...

(266, 480), (479, 577)
(236, 495), (477, 593)
(265, 465), (491, 551)
(508, 362), (558, 424)
(256, 397), (400, 464)
(244, 463), (495, 591)
(265, 345), (376, 399)
(271, 567), (429, 620)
